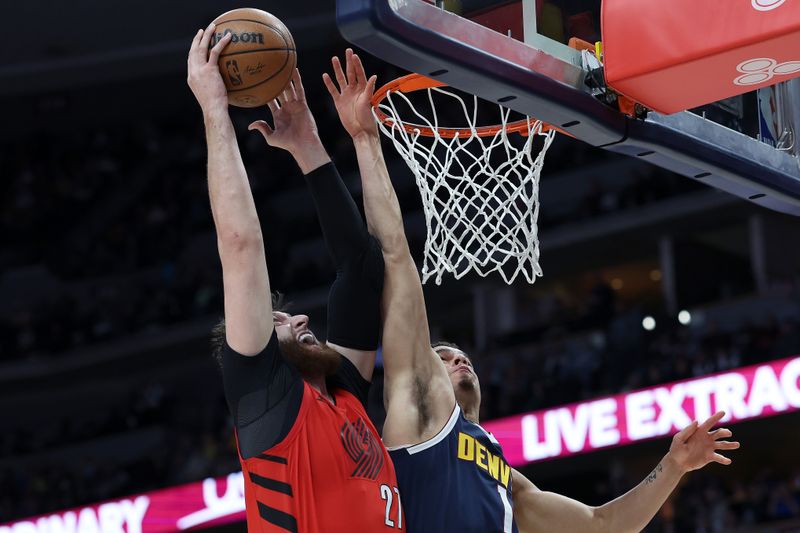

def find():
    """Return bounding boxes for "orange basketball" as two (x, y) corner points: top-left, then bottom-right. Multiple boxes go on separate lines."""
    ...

(210, 8), (297, 108)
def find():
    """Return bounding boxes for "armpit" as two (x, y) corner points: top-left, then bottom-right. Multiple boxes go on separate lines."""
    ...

(413, 374), (432, 436)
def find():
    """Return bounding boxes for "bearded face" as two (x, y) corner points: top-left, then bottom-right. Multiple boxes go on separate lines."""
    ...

(273, 311), (340, 379)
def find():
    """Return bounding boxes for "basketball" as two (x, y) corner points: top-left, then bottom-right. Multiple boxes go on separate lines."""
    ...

(210, 8), (296, 108)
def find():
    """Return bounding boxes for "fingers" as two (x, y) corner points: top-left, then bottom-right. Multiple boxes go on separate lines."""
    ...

(326, 50), (372, 98)
(208, 32), (232, 65)
(267, 99), (280, 114)
(198, 22), (217, 59)
(292, 69), (306, 100)
(712, 453), (732, 465)
(674, 420), (699, 443)
(282, 79), (298, 103)
(710, 428), (733, 440)
(352, 52), (369, 86)
(188, 30), (200, 77)
(345, 48), (358, 87)
(714, 440), (740, 451)
(699, 411), (726, 433)
(188, 29), (204, 72)
(190, 28), (203, 53)
(248, 120), (273, 140)
(331, 55), (347, 91)
(322, 72), (340, 98)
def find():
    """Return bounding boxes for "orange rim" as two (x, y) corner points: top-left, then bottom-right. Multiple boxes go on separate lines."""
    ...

(371, 73), (562, 138)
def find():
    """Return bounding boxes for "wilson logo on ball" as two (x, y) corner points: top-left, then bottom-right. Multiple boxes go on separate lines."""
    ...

(734, 57), (800, 86)
(211, 30), (265, 45)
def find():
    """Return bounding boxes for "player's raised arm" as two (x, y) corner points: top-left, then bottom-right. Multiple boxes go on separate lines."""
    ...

(187, 25), (272, 355)
(323, 49), (456, 446)
(513, 412), (740, 533)
(249, 68), (383, 381)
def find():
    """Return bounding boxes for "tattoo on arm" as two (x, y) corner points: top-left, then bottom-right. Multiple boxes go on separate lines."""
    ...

(645, 463), (663, 485)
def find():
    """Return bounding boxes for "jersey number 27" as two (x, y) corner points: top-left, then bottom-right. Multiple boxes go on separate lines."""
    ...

(380, 484), (403, 529)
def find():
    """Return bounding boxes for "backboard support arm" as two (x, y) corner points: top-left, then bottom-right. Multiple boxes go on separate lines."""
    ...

(337, 0), (800, 215)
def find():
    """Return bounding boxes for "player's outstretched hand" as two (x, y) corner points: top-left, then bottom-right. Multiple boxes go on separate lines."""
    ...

(248, 69), (322, 158)
(187, 23), (232, 114)
(666, 411), (740, 473)
(323, 48), (379, 140)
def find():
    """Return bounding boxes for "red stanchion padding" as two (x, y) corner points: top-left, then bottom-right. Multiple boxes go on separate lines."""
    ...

(602, 0), (800, 114)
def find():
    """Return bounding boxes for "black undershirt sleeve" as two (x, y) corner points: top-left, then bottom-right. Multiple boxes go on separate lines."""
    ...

(304, 162), (384, 351)
(327, 355), (371, 407)
(221, 331), (304, 459)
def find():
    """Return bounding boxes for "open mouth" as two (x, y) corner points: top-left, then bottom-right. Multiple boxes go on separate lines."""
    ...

(298, 332), (316, 345)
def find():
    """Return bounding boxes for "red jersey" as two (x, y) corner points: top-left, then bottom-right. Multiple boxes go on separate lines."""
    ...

(222, 334), (401, 533)
(239, 382), (401, 532)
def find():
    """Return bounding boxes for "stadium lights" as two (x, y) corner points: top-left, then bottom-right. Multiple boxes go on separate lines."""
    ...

(642, 316), (656, 331)
(678, 310), (692, 325)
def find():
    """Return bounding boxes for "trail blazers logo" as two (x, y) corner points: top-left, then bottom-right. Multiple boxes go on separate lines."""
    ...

(340, 418), (384, 480)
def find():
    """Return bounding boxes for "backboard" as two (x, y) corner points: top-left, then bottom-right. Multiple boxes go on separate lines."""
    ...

(336, 0), (800, 215)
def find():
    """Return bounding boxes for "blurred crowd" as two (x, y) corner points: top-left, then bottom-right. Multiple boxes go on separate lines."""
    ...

(563, 457), (800, 532)
(0, 381), (239, 521)
(478, 304), (800, 420)
(663, 468), (800, 532)
(2, 81), (706, 364)
(0, 121), (294, 363)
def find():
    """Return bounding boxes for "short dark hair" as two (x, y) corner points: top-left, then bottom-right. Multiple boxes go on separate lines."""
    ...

(431, 340), (461, 352)
(432, 341), (473, 367)
(211, 292), (289, 368)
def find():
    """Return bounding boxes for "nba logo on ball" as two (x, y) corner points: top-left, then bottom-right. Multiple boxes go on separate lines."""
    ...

(751, 0), (785, 10)
(225, 60), (243, 86)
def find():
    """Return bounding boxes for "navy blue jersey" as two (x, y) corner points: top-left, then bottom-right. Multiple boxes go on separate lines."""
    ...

(388, 406), (518, 533)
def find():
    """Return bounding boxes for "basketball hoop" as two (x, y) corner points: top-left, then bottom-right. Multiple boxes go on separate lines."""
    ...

(371, 73), (558, 285)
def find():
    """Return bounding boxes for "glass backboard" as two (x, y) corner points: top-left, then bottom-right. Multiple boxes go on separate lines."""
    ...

(337, 0), (800, 215)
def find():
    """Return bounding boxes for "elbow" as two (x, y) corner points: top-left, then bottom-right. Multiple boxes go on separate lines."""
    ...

(591, 505), (614, 533)
(592, 505), (638, 533)
(217, 224), (264, 255)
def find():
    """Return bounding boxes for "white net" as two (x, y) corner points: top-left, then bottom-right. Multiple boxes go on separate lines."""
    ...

(374, 85), (556, 285)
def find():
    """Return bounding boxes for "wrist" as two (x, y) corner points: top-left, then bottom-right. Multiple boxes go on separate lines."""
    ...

(291, 136), (331, 174)
(352, 130), (381, 147)
(202, 104), (231, 125)
(662, 452), (687, 476)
